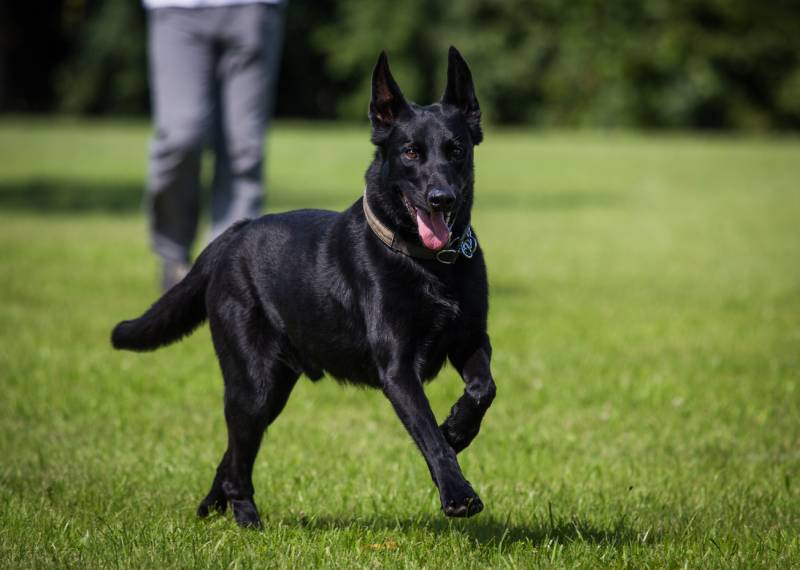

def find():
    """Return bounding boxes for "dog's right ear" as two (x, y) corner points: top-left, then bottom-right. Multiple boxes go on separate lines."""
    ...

(369, 52), (410, 135)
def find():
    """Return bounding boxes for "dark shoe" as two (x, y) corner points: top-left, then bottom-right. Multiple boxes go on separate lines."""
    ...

(161, 260), (191, 291)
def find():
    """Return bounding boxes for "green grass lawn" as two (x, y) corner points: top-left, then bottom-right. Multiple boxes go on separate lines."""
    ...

(1, 119), (798, 568)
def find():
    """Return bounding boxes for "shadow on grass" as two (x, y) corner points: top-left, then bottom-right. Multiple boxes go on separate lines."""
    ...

(273, 512), (648, 548)
(0, 179), (624, 216)
(0, 178), (352, 215)
(0, 179), (145, 214)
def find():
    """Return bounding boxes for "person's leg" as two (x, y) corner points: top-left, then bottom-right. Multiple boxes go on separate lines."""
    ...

(147, 8), (216, 280)
(209, 85), (232, 242)
(208, 2), (285, 243)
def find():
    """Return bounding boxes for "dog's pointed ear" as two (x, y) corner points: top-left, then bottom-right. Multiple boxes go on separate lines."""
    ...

(369, 51), (410, 131)
(442, 46), (482, 145)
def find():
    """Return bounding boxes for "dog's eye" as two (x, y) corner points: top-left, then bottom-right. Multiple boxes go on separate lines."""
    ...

(403, 147), (419, 160)
(451, 146), (464, 159)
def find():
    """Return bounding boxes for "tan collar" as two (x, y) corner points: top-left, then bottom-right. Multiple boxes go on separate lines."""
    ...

(362, 191), (477, 264)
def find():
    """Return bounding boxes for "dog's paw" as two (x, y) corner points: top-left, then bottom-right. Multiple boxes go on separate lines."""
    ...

(197, 490), (227, 518)
(231, 499), (264, 530)
(441, 421), (479, 454)
(440, 481), (484, 518)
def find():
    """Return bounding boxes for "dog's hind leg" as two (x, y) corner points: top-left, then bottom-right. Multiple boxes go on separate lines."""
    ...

(198, 307), (299, 529)
(441, 338), (496, 454)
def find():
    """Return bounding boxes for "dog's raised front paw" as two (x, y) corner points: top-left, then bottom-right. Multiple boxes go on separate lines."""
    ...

(441, 421), (480, 454)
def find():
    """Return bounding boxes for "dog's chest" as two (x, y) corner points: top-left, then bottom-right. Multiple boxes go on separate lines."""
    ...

(396, 278), (461, 379)
(280, 260), (465, 386)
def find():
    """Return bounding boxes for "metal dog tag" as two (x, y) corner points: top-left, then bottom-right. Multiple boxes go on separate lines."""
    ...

(459, 230), (477, 259)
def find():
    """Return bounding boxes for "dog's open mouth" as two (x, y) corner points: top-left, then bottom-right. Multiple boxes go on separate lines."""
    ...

(401, 193), (453, 251)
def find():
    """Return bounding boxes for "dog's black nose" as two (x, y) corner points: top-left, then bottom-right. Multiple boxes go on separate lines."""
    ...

(427, 188), (456, 211)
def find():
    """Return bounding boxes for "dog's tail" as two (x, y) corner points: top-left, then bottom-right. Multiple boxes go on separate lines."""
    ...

(111, 221), (246, 352)
(111, 258), (209, 352)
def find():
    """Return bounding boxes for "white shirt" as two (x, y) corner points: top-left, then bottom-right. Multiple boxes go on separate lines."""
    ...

(143, 0), (280, 9)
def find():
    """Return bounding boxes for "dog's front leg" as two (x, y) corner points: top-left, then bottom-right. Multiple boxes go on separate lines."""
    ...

(379, 362), (484, 517)
(441, 339), (496, 454)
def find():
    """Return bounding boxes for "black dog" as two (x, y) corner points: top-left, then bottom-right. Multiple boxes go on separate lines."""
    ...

(112, 47), (496, 529)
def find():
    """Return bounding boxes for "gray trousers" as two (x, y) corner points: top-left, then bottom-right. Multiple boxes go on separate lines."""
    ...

(146, 3), (284, 263)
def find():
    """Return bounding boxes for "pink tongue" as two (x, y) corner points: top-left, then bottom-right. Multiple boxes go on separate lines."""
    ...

(416, 210), (450, 251)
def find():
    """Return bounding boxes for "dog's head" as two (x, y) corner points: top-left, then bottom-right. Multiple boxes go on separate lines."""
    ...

(366, 47), (482, 252)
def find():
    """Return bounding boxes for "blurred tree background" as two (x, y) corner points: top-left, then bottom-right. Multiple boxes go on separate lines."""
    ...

(1, 0), (799, 130)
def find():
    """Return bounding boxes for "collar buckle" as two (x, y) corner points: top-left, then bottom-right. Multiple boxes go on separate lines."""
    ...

(435, 248), (460, 264)
(435, 227), (476, 264)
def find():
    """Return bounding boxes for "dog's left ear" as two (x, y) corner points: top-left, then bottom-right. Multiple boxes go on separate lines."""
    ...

(442, 46), (482, 145)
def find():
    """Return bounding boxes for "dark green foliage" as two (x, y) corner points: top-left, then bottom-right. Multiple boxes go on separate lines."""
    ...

(274, 0), (342, 118)
(3, 0), (800, 129)
(318, 0), (800, 129)
(56, 1), (148, 115)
